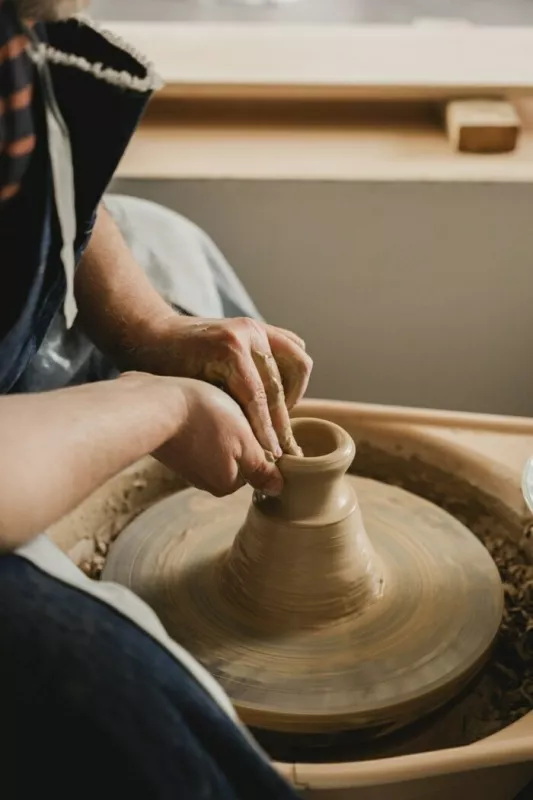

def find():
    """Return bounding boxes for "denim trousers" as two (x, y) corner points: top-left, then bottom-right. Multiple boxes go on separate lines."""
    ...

(0, 553), (297, 799)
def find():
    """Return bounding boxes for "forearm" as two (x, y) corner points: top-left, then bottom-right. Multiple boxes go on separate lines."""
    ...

(75, 204), (176, 369)
(0, 373), (182, 552)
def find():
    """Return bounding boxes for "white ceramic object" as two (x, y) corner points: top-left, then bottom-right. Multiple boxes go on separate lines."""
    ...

(522, 456), (533, 514)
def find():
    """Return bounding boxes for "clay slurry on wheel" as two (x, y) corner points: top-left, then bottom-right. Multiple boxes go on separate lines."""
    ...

(103, 418), (504, 738)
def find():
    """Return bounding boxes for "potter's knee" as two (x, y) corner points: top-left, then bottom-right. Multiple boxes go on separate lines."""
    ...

(0, 556), (122, 675)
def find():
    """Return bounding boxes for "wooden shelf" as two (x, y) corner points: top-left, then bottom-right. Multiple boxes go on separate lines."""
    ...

(117, 99), (533, 183)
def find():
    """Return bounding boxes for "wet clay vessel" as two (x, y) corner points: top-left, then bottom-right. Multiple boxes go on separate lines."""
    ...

(103, 417), (503, 736)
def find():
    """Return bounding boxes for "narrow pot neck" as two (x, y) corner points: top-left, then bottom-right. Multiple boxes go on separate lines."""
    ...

(256, 417), (356, 526)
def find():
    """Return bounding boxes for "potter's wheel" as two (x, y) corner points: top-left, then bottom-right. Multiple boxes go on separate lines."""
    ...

(103, 418), (503, 737)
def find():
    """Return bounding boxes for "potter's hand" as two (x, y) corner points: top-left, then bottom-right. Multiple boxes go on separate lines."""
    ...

(74, 211), (310, 454)
(151, 376), (283, 498)
(147, 317), (313, 457)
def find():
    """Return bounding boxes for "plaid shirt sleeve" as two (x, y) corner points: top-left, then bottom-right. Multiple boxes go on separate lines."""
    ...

(0, 0), (35, 203)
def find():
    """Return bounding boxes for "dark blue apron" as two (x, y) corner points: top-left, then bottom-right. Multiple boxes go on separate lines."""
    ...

(0, 18), (155, 393)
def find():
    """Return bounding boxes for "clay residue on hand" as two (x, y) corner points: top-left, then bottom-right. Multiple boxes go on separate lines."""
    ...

(251, 349), (303, 457)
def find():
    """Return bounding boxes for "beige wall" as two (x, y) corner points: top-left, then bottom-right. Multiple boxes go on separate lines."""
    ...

(112, 178), (533, 416)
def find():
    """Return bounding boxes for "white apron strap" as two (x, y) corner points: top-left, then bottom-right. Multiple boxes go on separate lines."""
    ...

(25, 25), (78, 329)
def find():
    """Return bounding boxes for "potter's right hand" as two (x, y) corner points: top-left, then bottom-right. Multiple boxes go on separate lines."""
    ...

(148, 375), (283, 498)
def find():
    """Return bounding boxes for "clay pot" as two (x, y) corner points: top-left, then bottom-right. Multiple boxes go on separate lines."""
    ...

(219, 418), (383, 629)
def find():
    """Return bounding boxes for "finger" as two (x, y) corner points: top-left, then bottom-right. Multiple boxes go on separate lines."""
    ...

(266, 324), (306, 352)
(266, 329), (313, 409)
(235, 471), (249, 491)
(251, 348), (302, 456)
(187, 464), (244, 498)
(155, 438), (245, 498)
(237, 448), (283, 497)
(210, 353), (282, 458)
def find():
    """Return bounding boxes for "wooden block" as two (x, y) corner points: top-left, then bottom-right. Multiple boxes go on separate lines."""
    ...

(445, 99), (521, 153)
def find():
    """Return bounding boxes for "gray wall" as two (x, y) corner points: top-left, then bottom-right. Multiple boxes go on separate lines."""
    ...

(112, 178), (533, 416)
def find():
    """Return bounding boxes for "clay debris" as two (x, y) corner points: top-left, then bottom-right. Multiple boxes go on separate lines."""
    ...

(476, 523), (533, 733)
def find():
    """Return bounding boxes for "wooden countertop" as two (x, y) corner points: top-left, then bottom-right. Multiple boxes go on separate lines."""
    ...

(116, 97), (533, 183)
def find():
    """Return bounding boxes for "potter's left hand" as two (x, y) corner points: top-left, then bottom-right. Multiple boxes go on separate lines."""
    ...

(146, 316), (313, 457)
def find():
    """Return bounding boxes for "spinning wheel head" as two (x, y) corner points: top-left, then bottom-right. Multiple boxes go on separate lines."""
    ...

(103, 418), (503, 737)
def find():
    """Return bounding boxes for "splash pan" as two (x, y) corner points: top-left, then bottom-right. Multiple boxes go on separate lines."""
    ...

(50, 399), (533, 799)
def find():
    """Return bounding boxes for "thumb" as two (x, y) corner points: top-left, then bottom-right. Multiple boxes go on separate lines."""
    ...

(237, 444), (283, 497)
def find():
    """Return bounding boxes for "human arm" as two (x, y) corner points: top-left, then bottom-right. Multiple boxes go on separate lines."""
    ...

(75, 205), (313, 458)
(0, 374), (281, 553)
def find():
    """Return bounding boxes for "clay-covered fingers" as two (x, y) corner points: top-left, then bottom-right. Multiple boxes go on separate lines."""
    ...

(153, 437), (242, 498)
(237, 443), (283, 497)
(190, 411), (282, 498)
(190, 468), (245, 498)
(215, 350), (283, 458)
(268, 325), (307, 351)
(266, 324), (313, 409)
(186, 457), (280, 498)
(233, 319), (300, 455)
(154, 377), (281, 497)
(196, 317), (308, 455)
(251, 348), (301, 456)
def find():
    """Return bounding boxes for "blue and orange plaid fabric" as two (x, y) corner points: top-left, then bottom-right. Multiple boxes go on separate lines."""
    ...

(0, 0), (35, 202)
